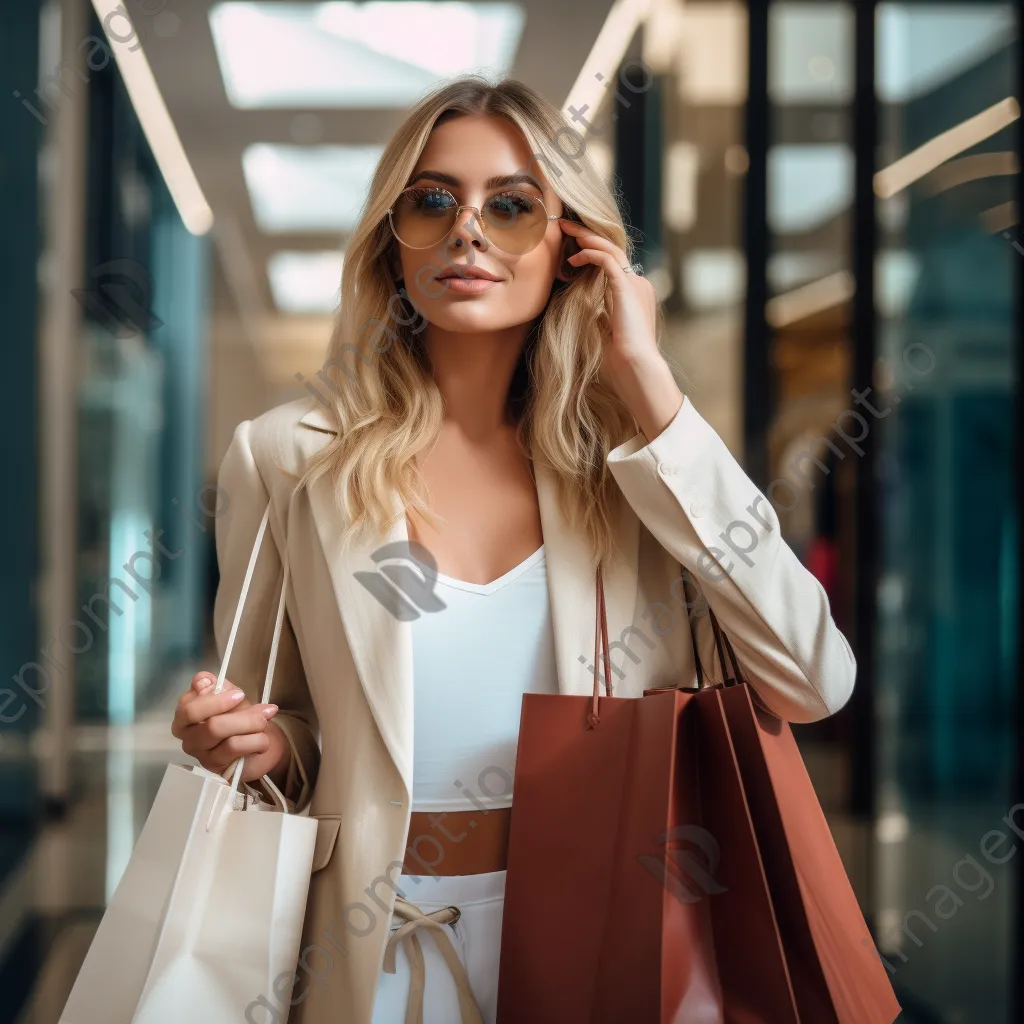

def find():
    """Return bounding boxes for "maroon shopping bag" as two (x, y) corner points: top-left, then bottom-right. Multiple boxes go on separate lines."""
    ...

(496, 566), (900, 1023)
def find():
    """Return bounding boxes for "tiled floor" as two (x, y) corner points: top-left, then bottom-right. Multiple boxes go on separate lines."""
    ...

(0, 664), (1013, 1023)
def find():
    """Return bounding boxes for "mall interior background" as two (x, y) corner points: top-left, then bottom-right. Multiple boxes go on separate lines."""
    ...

(0, 1), (1021, 1021)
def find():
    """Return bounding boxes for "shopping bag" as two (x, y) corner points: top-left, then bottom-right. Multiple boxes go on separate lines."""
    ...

(710, 678), (898, 1021)
(497, 565), (900, 1023)
(496, 677), (729, 1023)
(60, 503), (318, 1024)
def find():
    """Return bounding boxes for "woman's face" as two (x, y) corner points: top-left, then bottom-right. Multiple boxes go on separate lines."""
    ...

(391, 114), (570, 335)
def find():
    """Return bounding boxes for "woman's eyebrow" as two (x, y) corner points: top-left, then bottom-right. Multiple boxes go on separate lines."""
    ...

(406, 170), (545, 192)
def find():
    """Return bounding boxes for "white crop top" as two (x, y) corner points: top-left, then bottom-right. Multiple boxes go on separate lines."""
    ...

(408, 544), (558, 812)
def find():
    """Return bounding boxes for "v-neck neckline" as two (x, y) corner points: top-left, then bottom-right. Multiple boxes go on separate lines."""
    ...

(410, 545), (545, 595)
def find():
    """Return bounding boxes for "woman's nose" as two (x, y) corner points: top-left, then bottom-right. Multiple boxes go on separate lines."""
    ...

(447, 207), (488, 250)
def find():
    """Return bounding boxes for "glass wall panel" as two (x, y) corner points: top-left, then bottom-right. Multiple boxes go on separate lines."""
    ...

(75, 10), (210, 726)
(874, 4), (1020, 1021)
(766, 0), (855, 572)
(0, 0), (42, 862)
(657, 0), (749, 451)
(765, 0), (858, 839)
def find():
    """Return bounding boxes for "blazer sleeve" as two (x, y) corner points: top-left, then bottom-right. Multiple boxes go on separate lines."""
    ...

(214, 419), (320, 813)
(606, 394), (856, 723)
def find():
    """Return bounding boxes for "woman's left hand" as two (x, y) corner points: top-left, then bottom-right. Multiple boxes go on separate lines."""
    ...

(560, 219), (683, 442)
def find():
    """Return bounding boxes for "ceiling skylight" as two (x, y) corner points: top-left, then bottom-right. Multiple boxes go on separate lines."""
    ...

(242, 144), (384, 233)
(210, 2), (526, 108)
(268, 251), (344, 314)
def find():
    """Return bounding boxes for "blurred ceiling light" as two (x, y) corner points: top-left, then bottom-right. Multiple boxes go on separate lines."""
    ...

(682, 250), (746, 310)
(768, 251), (843, 293)
(876, 250), (921, 320)
(210, 1), (525, 108)
(675, 2), (748, 105)
(243, 144), (384, 233)
(877, 4), (1016, 103)
(664, 142), (700, 232)
(769, 3), (853, 104)
(562, 0), (653, 127)
(268, 251), (344, 314)
(724, 144), (749, 175)
(91, 1), (213, 235)
(643, 0), (686, 74)
(766, 270), (854, 328)
(875, 811), (909, 845)
(922, 151), (1019, 195)
(874, 97), (1021, 199)
(768, 145), (854, 233)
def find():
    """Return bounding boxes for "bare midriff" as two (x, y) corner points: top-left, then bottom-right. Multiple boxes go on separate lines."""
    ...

(403, 807), (512, 875)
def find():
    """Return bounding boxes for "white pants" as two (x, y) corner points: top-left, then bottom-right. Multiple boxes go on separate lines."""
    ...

(371, 869), (506, 1024)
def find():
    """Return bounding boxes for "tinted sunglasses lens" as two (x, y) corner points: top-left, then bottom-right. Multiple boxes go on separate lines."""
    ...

(392, 189), (457, 247)
(483, 192), (547, 254)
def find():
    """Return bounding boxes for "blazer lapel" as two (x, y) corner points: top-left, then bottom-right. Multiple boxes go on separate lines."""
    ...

(298, 403), (415, 800)
(297, 403), (640, 803)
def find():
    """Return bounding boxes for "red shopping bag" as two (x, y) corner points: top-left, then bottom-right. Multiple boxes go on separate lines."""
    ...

(497, 566), (900, 1023)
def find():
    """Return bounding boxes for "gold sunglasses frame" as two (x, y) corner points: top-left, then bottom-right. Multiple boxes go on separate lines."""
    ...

(386, 185), (561, 255)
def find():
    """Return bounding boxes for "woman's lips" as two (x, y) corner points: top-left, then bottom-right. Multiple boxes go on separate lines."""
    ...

(436, 276), (500, 294)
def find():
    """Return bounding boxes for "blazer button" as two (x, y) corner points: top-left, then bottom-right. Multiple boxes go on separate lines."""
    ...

(658, 462), (677, 477)
(690, 499), (710, 518)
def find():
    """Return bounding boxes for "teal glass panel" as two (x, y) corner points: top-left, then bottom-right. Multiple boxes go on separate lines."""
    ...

(874, 4), (1019, 1020)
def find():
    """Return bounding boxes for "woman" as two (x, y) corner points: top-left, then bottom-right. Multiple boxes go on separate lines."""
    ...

(172, 76), (856, 1024)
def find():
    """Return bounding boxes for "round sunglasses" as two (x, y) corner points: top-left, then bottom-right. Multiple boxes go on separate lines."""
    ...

(387, 186), (560, 256)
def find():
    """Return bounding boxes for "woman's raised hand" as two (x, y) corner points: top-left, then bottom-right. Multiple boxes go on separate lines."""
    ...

(172, 671), (287, 783)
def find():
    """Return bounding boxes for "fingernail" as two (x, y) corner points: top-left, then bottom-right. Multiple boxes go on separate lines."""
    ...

(229, 690), (246, 702)
(261, 705), (278, 717)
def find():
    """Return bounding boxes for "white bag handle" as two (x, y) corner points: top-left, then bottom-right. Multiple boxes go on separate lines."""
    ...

(210, 501), (292, 816)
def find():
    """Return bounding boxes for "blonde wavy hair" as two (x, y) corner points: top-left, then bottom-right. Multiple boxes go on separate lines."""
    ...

(295, 74), (662, 568)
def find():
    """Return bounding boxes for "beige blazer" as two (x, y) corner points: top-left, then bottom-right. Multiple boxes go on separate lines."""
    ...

(213, 392), (856, 1024)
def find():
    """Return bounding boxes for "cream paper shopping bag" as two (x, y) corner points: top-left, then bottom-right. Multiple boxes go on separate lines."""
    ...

(131, 764), (316, 1023)
(60, 503), (318, 1023)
